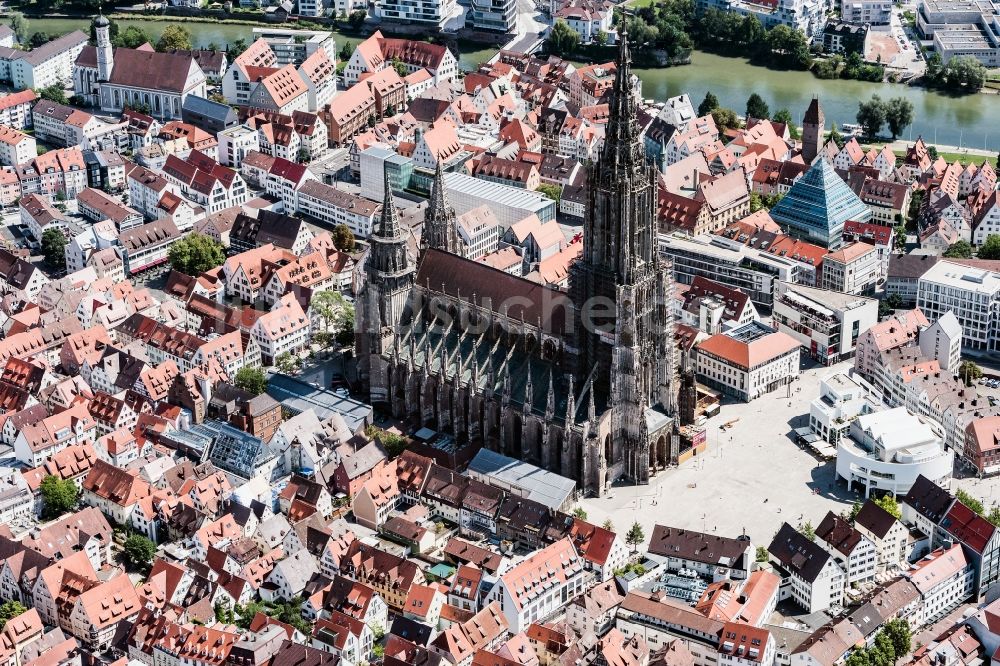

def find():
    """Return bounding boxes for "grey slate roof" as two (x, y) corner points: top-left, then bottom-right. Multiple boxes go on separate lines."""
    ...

(768, 522), (833, 583)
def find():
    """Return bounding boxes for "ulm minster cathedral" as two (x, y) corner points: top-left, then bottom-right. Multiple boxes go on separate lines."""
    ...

(356, 28), (679, 497)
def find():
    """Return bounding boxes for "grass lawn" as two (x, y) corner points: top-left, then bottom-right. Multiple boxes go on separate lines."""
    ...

(891, 149), (998, 168)
(625, 0), (658, 7)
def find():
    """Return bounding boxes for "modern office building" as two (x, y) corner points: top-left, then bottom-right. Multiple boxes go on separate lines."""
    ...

(771, 282), (878, 365)
(917, 0), (1000, 66)
(377, 0), (459, 28)
(697, 0), (833, 38)
(842, 0), (892, 24)
(917, 260), (1000, 351)
(769, 159), (873, 249)
(808, 372), (880, 445)
(660, 233), (818, 307)
(250, 28), (337, 65)
(360, 145), (414, 202)
(470, 0), (517, 32)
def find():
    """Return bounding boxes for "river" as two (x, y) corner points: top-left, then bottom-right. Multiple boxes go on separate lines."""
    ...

(632, 50), (1000, 152)
(21, 17), (1000, 151)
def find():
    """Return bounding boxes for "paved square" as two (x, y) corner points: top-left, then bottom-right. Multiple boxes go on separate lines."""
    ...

(579, 358), (859, 549)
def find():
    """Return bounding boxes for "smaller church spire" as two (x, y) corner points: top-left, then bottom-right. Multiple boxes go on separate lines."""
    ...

(524, 360), (533, 411)
(470, 336), (480, 391)
(439, 336), (449, 379)
(486, 351), (496, 396)
(377, 167), (401, 239)
(587, 377), (596, 424)
(565, 374), (575, 424)
(421, 161), (464, 256)
(545, 368), (555, 419)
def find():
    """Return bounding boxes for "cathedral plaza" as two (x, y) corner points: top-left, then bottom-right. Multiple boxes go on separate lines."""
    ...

(579, 358), (856, 547)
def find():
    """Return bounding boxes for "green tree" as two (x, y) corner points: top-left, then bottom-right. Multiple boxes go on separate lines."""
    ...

(41, 228), (66, 271)
(882, 293), (904, 315)
(740, 14), (766, 46)
(27, 32), (51, 49)
(943, 239), (974, 258)
(537, 183), (562, 203)
(745, 93), (770, 121)
(848, 500), (863, 520)
(626, 522), (645, 552)
(275, 352), (302, 375)
(313, 290), (354, 345)
(572, 507), (587, 520)
(884, 619), (912, 658)
(234, 367), (268, 396)
(547, 20), (580, 57)
(36, 85), (68, 105)
(827, 123), (845, 149)
(155, 25), (192, 52)
(856, 95), (886, 140)
(907, 189), (925, 226)
(0, 600), (27, 631)
(978, 234), (1000, 259)
(698, 91), (720, 117)
(874, 494), (902, 519)
(168, 233), (225, 276)
(228, 38), (249, 59)
(122, 534), (157, 572)
(871, 632), (896, 666)
(884, 97), (914, 140)
(959, 360), (983, 387)
(894, 224), (907, 250)
(989, 505), (1000, 527)
(935, 55), (987, 92)
(234, 601), (265, 629)
(391, 56), (407, 77)
(366, 425), (408, 457)
(214, 599), (235, 624)
(347, 9), (368, 30)
(845, 649), (871, 666)
(772, 108), (798, 138)
(800, 520), (815, 541)
(755, 545), (769, 562)
(39, 475), (78, 519)
(602, 519), (615, 531)
(626, 17), (659, 47)
(339, 41), (353, 61)
(711, 107), (740, 132)
(594, 30), (608, 47)
(8, 13), (28, 44)
(331, 224), (356, 252)
(956, 487), (985, 515)
(763, 24), (811, 69)
(117, 26), (151, 49)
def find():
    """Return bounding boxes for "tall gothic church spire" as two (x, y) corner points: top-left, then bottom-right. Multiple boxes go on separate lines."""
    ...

(368, 169), (411, 276)
(601, 22), (643, 181)
(422, 162), (464, 257)
(358, 168), (416, 402)
(568, 21), (676, 486)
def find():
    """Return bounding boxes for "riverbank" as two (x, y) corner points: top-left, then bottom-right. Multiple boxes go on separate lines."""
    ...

(626, 49), (1000, 152)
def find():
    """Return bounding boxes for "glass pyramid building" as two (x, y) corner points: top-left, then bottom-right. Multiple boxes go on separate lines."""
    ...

(769, 159), (872, 249)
